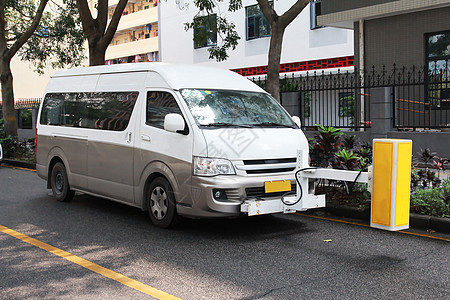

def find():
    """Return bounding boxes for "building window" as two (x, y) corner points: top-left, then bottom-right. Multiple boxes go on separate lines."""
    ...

(426, 31), (450, 109)
(246, 2), (272, 40)
(310, 0), (323, 30)
(193, 14), (217, 49)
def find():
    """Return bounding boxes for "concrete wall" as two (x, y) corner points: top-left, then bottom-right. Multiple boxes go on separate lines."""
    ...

(16, 109), (38, 140)
(388, 131), (450, 157)
(354, 6), (450, 69)
(10, 56), (56, 99)
(322, 0), (398, 15)
(159, 0), (354, 70)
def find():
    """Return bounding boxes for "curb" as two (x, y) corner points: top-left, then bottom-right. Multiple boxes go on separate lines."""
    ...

(2, 158), (36, 170)
(323, 204), (450, 234)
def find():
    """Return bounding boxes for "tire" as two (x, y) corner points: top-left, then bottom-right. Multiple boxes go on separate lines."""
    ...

(50, 162), (75, 202)
(147, 177), (178, 228)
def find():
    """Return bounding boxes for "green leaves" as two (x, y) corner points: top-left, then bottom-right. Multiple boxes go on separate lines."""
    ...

(228, 0), (243, 11)
(334, 149), (360, 171)
(310, 124), (342, 167)
(208, 16), (240, 61)
(315, 124), (343, 136)
(410, 182), (450, 217)
(7, 0), (85, 74)
(186, 0), (241, 62)
(193, 0), (217, 12)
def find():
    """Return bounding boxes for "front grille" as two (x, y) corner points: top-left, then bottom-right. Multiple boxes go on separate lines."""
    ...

(242, 158), (296, 174)
(243, 158), (296, 165)
(245, 183), (296, 199)
(246, 168), (295, 174)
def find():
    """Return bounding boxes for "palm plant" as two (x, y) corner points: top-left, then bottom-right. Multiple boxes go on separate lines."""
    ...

(310, 124), (342, 167)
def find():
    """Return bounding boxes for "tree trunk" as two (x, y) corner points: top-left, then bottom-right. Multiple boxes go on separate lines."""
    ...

(257, 0), (310, 101)
(0, 58), (17, 136)
(266, 24), (285, 102)
(88, 42), (106, 66)
(77, 0), (129, 67)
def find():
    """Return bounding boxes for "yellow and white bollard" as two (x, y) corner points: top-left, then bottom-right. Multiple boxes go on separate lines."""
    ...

(371, 139), (412, 231)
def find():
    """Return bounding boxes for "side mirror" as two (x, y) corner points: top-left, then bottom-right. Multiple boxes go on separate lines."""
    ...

(164, 113), (186, 134)
(292, 116), (301, 128)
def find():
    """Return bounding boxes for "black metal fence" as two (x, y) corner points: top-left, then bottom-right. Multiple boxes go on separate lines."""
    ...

(253, 64), (450, 130)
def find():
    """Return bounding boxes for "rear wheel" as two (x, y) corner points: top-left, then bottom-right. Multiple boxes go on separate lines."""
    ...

(147, 177), (178, 228)
(50, 162), (75, 202)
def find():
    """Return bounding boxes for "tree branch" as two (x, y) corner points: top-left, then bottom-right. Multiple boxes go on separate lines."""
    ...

(102, 0), (128, 48)
(279, 0), (311, 28)
(97, 0), (108, 34)
(0, 1), (7, 52)
(7, 0), (50, 60)
(257, 0), (277, 24)
(76, 0), (95, 38)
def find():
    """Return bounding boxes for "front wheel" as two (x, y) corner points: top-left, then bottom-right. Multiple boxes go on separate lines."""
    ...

(50, 162), (75, 202)
(147, 177), (178, 228)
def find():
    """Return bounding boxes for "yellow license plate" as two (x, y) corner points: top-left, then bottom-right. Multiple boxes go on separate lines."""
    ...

(264, 180), (291, 193)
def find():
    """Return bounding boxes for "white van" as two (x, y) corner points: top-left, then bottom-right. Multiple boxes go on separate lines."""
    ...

(36, 63), (313, 227)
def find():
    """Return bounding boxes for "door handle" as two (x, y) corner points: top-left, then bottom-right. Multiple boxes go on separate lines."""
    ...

(126, 132), (132, 144)
(141, 134), (151, 142)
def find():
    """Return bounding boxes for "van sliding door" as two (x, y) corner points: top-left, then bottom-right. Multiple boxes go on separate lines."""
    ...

(86, 91), (139, 203)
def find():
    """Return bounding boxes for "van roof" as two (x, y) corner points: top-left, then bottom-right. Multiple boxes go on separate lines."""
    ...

(51, 63), (266, 93)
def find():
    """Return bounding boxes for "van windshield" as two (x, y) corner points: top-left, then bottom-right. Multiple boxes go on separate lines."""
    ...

(180, 89), (296, 128)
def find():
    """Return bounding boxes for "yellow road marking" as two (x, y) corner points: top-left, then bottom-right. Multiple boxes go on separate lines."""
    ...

(0, 225), (181, 300)
(1, 164), (36, 172)
(295, 213), (450, 242)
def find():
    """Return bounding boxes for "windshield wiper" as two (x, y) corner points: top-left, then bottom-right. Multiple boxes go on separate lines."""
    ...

(254, 122), (295, 128)
(201, 122), (252, 128)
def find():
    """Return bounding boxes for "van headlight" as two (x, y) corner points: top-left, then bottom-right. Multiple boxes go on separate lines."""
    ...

(193, 156), (236, 176)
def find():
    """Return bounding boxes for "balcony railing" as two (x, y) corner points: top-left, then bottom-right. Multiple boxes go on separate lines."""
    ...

(115, 6), (157, 32)
(108, 0), (137, 7)
(105, 37), (158, 60)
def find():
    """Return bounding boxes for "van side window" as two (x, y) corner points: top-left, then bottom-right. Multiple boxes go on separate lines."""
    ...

(90, 92), (138, 131)
(39, 93), (65, 125)
(146, 91), (182, 127)
(40, 92), (139, 131)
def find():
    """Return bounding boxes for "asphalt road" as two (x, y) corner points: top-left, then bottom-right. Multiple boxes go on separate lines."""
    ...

(0, 166), (449, 300)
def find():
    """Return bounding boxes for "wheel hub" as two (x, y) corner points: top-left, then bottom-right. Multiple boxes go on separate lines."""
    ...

(150, 186), (168, 220)
(55, 172), (64, 193)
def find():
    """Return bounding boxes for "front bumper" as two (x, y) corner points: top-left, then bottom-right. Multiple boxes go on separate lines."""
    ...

(185, 173), (299, 218)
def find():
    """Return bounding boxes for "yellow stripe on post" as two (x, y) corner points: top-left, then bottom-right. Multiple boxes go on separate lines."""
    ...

(371, 142), (393, 227)
(371, 139), (412, 231)
(395, 142), (412, 227)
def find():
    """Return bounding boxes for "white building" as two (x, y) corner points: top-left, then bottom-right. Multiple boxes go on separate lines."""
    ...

(159, 0), (354, 76)
(105, 0), (159, 64)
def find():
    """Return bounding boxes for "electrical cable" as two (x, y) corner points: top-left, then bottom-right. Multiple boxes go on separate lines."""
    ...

(344, 166), (368, 205)
(281, 167), (317, 206)
(282, 166), (368, 205)
(348, 166), (367, 193)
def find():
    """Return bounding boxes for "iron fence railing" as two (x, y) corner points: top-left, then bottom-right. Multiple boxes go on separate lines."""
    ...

(253, 64), (450, 130)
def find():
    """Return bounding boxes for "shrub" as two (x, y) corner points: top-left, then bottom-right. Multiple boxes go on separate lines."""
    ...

(342, 134), (357, 150)
(410, 181), (450, 218)
(0, 118), (36, 162)
(333, 149), (360, 171)
(309, 124), (450, 218)
(310, 124), (342, 167)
